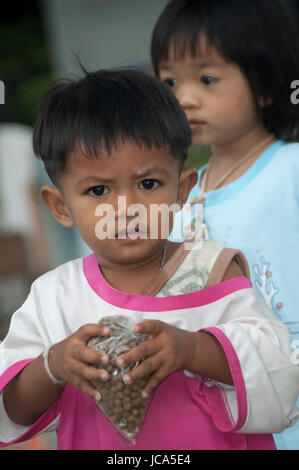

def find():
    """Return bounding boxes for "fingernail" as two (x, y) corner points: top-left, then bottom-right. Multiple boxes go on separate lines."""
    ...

(141, 390), (149, 400)
(132, 325), (140, 333)
(123, 374), (132, 384)
(103, 327), (110, 335)
(100, 371), (108, 381)
(116, 357), (125, 367)
(101, 354), (109, 365)
(95, 392), (101, 402)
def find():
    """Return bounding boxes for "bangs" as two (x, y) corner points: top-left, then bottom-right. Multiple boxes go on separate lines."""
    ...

(151, 2), (222, 73)
(33, 69), (191, 183)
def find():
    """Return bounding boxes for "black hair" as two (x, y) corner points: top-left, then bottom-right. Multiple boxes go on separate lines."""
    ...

(151, 0), (299, 142)
(33, 68), (191, 184)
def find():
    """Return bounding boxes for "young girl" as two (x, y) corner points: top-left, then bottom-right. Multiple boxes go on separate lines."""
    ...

(0, 68), (298, 451)
(151, 0), (299, 450)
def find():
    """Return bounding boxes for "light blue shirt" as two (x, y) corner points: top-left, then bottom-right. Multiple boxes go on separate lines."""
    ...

(171, 141), (299, 449)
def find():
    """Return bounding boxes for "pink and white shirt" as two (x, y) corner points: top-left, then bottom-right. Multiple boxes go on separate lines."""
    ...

(0, 242), (298, 450)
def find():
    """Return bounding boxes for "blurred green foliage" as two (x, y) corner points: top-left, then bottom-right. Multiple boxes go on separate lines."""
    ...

(186, 144), (210, 170)
(0, 2), (53, 126)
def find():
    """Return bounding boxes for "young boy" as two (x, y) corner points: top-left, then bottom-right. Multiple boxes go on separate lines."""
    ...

(0, 69), (298, 450)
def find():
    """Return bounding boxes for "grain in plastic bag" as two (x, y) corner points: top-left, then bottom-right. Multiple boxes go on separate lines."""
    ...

(87, 314), (150, 444)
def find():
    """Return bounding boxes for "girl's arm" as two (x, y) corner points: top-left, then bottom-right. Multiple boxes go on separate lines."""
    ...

(3, 324), (110, 426)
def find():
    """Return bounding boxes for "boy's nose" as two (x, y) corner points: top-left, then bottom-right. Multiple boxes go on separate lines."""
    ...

(114, 194), (148, 235)
(114, 194), (139, 218)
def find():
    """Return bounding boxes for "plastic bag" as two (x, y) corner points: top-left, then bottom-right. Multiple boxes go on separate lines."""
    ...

(87, 314), (150, 444)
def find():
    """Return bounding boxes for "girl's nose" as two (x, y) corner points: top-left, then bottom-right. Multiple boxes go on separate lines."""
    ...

(175, 83), (201, 110)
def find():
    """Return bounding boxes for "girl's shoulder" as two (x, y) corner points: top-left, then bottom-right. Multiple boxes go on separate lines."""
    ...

(280, 140), (299, 151)
(276, 141), (299, 162)
(273, 142), (299, 182)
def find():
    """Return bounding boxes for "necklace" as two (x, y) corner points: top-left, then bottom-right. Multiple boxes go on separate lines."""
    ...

(158, 240), (169, 272)
(188, 134), (274, 239)
(198, 134), (274, 203)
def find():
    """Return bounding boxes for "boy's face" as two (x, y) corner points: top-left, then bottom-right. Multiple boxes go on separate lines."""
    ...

(158, 34), (262, 148)
(41, 141), (197, 268)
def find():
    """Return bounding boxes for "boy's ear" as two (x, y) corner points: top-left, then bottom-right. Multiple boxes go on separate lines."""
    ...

(177, 168), (198, 208)
(40, 185), (75, 228)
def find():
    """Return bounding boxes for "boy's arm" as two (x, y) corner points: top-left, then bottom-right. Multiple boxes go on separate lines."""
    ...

(184, 259), (245, 383)
(116, 282), (299, 433)
(3, 354), (63, 426)
(116, 260), (243, 393)
(114, 255), (244, 391)
(2, 324), (111, 426)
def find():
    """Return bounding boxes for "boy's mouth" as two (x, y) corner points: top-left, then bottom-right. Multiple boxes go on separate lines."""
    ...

(115, 228), (147, 240)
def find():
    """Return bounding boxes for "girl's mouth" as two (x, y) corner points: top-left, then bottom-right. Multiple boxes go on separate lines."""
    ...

(188, 119), (205, 130)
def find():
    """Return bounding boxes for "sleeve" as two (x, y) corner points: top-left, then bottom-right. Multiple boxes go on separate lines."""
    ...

(0, 285), (61, 446)
(198, 288), (299, 434)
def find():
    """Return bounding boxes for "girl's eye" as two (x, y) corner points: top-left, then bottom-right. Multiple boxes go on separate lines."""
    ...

(163, 78), (177, 88)
(88, 185), (109, 196)
(139, 179), (160, 190)
(201, 76), (218, 85)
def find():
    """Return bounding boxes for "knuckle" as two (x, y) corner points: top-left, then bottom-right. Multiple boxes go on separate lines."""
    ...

(140, 342), (149, 357)
(78, 324), (94, 338)
(149, 374), (161, 390)
(77, 380), (91, 397)
(74, 345), (85, 362)
(74, 377), (83, 390)
(84, 367), (96, 381)
(67, 336), (80, 353)
(164, 334), (174, 349)
(74, 362), (86, 379)
(143, 359), (154, 373)
(77, 325), (87, 337)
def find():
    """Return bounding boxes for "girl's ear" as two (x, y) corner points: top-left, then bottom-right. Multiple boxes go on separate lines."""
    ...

(40, 186), (75, 228)
(177, 168), (198, 209)
(258, 94), (272, 108)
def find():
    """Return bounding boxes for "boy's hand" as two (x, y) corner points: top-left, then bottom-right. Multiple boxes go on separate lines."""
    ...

(48, 324), (111, 401)
(115, 320), (197, 400)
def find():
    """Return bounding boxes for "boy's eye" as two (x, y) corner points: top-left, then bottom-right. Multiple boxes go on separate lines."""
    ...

(88, 185), (109, 196)
(139, 179), (160, 190)
(163, 78), (177, 88)
(201, 76), (218, 86)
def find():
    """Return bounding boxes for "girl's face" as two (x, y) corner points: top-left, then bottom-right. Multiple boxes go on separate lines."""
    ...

(41, 141), (197, 270)
(158, 36), (262, 147)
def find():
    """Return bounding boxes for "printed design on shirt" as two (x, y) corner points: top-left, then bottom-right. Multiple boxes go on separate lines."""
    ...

(253, 256), (283, 320)
(157, 266), (209, 297)
(223, 226), (232, 247)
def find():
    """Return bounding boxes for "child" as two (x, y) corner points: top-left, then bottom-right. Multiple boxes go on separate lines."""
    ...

(151, 0), (299, 450)
(0, 69), (298, 451)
